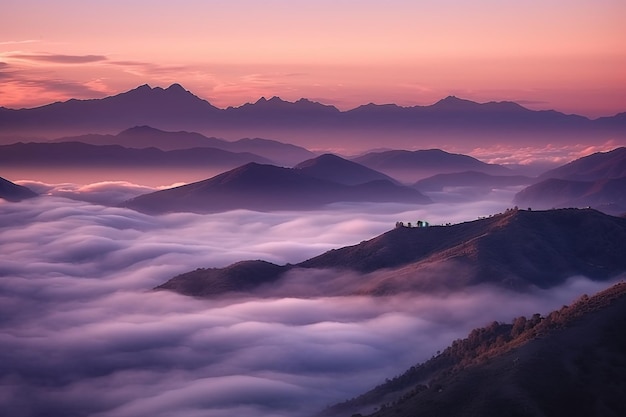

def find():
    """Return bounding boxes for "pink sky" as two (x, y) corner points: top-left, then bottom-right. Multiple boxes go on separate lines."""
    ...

(2, 0), (626, 117)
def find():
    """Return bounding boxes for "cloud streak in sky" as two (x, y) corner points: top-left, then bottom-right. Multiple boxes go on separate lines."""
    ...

(7, 53), (108, 64)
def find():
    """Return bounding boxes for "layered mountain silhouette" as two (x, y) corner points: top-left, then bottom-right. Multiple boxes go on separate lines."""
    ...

(0, 141), (273, 169)
(123, 161), (431, 214)
(352, 149), (513, 182)
(1, 84), (623, 150)
(0, 84), (219, 136)
(319, 281), (626, 417)
(515, 147), (626, 215)
(156, 208), (626, 297)
(52, 125), (315, 166)
(294, 153), (399, 185)
(514, 177), (626, 215)
(537, 147), (626, 182)
(0, 176), (38, 202)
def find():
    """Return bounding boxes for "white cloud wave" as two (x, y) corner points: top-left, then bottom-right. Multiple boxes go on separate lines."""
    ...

(0, 192), (616, 417)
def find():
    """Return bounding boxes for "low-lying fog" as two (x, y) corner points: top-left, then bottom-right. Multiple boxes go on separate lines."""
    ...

(0, 183), (617, 417)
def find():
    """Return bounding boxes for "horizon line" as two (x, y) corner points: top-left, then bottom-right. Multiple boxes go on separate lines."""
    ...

(6, 82), (623, 119)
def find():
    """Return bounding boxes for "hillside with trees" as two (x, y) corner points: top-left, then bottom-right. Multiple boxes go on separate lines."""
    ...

(320, 281), (626, 417)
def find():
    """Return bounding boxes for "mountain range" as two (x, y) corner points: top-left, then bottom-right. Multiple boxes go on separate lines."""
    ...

(537, 147), (626, 182)
(514, 147), (626, 215)
(0, 141), (273, 169)
(1, 84), (623, 150)
(156, 208), (626, 297)
(51, 125), (315, 166)
(352, 149), (513, 182)
(122, 157), (431, 214)
(319, 281), (626, 417)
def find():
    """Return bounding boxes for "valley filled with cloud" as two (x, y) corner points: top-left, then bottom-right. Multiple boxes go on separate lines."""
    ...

(0, 189), (617, 417)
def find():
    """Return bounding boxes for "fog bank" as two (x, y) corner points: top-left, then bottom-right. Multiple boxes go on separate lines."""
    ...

(0, 191), (614, 417)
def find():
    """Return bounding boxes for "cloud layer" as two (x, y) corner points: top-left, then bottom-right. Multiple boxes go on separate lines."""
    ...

(0, 192), (616, 417)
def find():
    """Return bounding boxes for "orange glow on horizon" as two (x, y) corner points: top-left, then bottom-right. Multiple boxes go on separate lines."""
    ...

(1, 1), (625, 117)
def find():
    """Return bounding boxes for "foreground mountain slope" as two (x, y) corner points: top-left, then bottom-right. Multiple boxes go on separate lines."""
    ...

(319, 281), (626, 417)
(301, 208), (626, 287)
(294, 154), (399, 185)
(123, 162), (431, 214)
(157, 208), (626, 297)
(0, 177), (38, 202)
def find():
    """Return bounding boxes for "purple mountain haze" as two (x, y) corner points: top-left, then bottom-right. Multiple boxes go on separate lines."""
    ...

(1, 84), (623, 151)
(122, 162), (431, 214)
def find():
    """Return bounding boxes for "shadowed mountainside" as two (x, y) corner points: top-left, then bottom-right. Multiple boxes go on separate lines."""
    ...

(514, 177), (626, 216)
(123, 162), (431, 214)
(156, 208), (626, 297)
(318, 281), (626, 417)
(352, 149), (512, 182)
(0, 176), (38, 202)
(537, 147), (626, 182)
(294, 153), (400, 185)
(515, 148), (626, 215)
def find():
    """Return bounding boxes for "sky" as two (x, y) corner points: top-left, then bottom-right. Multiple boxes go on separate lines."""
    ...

(2, 0), (626, 117)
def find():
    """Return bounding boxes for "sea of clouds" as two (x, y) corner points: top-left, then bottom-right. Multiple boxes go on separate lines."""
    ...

(0, 184), (617, 417)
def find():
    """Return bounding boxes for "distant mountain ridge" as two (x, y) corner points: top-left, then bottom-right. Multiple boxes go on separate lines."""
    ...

(537, 147), (626, 181)
(514, 177), (626, 216)
(156, 208), (626, 297)
(0, 141), (273, 168)
(1, 84), (623, 149)
(52, 125), (316, 166)
(123, 160), (431, 214)
(515, 147), (626, 215)
(353, 149), (512, 182)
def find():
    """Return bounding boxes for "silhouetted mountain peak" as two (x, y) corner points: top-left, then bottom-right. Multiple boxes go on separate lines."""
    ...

(296, 153), (345, 167)
(201, 162), (302, 188)
(432, 95), (479, 109)
(233, 96), (341, 115)
(118, 125), (163, 135)
(484, 99), (528, 111)
(294, 153), (401, 185)
(166, 83), (186, 92)
(111, 83), (214, 109)
(134, 84), (152, 92)
(253, 96), (287, 106)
